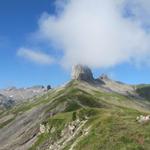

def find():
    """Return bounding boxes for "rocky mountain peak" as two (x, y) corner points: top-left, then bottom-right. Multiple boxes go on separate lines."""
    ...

(71, 64), (94, 82)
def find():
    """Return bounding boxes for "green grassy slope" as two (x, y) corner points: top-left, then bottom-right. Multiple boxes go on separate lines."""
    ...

(30, 81), (150, 150)
(1, 80), (150, 150)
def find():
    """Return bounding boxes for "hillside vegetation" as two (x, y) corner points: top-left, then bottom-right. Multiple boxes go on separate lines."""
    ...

(0, 80), (150, 150)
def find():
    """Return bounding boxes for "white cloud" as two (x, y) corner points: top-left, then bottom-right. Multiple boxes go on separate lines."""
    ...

(36, 0), (150, 68)
(17, 48), (54, 65)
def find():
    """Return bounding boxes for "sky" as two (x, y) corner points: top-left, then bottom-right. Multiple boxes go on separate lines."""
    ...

(0, 0), (150, 88)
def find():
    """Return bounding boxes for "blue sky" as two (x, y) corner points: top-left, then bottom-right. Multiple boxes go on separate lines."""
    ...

(0, 0), (70, 88)
(0, 0), (150, 88)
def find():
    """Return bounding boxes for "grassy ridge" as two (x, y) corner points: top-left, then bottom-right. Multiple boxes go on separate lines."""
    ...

(29, 81), (150, 150)
(1, 80), (150, 149)
(74, 108), (150, 150)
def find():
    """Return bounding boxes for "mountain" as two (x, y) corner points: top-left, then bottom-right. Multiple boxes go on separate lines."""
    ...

(0, 94), (15, 109)
(0, 65), (150, 150)
(0, 85), (51, 109)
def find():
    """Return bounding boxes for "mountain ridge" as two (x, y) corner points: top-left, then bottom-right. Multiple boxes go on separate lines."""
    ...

(0, 65), (150, 150)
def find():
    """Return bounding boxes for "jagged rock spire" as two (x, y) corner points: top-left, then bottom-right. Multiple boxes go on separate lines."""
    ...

(71, 64), (94, 82)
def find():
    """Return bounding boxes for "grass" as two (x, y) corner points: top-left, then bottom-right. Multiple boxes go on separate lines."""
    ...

(73, 108), (150, 150)
(21, 81), (150, 150)
(0, 117), (15, 128)
(0, 109), (5, 115)
(29, 107), (101, 150)
(30, 104), (150, 150)
(2, 80), (150, 149)
(29, 112), (73, 150)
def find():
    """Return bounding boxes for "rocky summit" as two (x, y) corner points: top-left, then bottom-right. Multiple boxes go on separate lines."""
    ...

(0, 65), (150, 150)
(71, 64), (94, 82)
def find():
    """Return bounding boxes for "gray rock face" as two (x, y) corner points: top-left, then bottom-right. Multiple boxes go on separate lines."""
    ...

(0, 94), (15, 108)
(71, 64), (94, 82)
(0, 85), (48, 109)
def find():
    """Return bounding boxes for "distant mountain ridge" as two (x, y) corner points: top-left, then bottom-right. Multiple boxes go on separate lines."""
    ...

(0, 85), (51, 109)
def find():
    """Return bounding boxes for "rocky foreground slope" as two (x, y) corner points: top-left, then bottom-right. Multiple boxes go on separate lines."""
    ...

(0, 65), (150, 150)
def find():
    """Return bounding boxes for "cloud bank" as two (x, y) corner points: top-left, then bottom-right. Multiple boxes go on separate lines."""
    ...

(17, 48), (54, 65)
(20, 0), (150, 69)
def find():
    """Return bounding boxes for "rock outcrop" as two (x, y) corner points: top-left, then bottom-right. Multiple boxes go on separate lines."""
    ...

(71, 64), (94, 82)
(136, 115), (150, 124)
